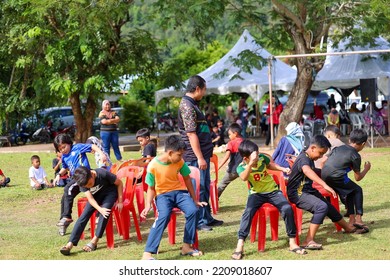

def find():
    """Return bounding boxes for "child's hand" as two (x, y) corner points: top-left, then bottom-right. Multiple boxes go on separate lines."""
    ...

(283, 167), (291, 174)
(364, 161), (371, 171)
(99, 207), (111, 219)
(116, 202), (123, 212)
(195, 201), (208, 207)
(249, 151), (258, 164)
(140, 205), (151, 219)
(323, 185), (337, 198)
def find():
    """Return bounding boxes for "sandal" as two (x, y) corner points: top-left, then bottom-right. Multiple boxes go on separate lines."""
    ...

(180, 249), (203, 257)
(83, 242), (97, 252)
(231, 251), (244, 260)
(302, 241), (323, 250)
(289, 247), (307, 255)
(60, 246), (71, 256)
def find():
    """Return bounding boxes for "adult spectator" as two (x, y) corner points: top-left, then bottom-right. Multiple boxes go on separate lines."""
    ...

(327, 94), (337, 111)
(265, 97), (283, 146)
(177, 75), (223, 231)
(380, 100), (388, 135)
(99, 100), (122, 162)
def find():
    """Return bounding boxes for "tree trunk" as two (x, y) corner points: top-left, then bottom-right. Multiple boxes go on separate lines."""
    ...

(69, 92), (97, 143)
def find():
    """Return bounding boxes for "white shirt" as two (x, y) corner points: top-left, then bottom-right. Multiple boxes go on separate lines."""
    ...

(29, 166), (48, 187)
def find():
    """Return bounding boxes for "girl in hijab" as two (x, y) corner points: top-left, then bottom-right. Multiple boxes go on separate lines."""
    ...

(99, 100), (122, 162)
(272, 122), (305, 172)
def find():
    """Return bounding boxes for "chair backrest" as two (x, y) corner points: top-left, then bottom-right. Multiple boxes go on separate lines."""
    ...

(210, 154), (219, 185)
(267, 169), (287, 197)
(110, 163), (119, 174)
(116, 167), (136, 202)
(179, 166), (201, 201)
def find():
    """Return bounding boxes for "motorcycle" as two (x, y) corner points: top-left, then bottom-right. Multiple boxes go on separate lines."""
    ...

(157, 112), (176, 132)
(31, 126), (51, 143)
(12, 123), (31, 145)
(47, 119), (76, 140)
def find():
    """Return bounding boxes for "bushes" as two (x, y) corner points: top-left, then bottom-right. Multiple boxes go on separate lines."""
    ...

(120, 99), (151, 133)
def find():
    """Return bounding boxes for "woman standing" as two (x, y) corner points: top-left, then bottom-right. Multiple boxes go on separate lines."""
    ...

(99, 100), (122, 161)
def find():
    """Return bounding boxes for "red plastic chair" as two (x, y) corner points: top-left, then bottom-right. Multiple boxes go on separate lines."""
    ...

(267, 169), (303, 237)
(247, 181), (280, 252)
(115, 167), (143, 241)
(209, 154), (219, 215)
(286, 155), (341, 232)
(167, 166), (200, 249)
(77, 197), (116, 249)
(312, 182), (342, 232)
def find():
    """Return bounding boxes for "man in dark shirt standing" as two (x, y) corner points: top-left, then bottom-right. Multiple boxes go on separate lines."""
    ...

(177, 75), (223, 231)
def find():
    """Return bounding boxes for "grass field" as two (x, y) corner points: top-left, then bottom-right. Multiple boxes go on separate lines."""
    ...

(1, 147), (390, 260)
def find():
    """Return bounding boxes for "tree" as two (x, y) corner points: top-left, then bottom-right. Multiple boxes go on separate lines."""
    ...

(0, 0), (160, 142)
(152, 0), (389, 142)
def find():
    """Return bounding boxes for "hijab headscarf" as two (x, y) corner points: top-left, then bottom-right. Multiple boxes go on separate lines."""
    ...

(285, 122), (305, 155)
(101, 100), (113, 117)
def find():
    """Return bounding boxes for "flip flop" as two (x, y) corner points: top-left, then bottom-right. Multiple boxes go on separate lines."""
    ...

(180, 249), (203, 257)
(231, 251), (244, 260)
(83, 242), (97, 252)
(302, 242), (323, 250)
(353, 223), (370, 233)
(60, 246), (71, 256)
(289, 247), (307, 255)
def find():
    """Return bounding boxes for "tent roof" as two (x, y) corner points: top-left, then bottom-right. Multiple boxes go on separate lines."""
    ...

(155, 30), (297, 105)
(312, 37), (390, 92)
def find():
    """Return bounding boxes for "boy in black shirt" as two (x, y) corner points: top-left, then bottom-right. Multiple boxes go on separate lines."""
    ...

(322, 129), (371, 232)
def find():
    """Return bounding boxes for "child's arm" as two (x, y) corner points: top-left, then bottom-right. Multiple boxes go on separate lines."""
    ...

(114, 177), (124, 212)
(218, 150), (231, 171)
(354, 161), (371, 181)
(30, 176), (40, 188)
(53, 167), (68, 185)
(266, 155), (290, 174)
(140, 186), (156, 219)
(301, 165), (337, 198)
(91, 144), (107, 165)
(85, 191), (111, 218)
(44, 176), (53, 187)
(183, 175), (207, 207)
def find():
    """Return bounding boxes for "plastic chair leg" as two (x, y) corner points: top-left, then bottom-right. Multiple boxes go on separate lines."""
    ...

(135, 186), (146, 222)
(209, 182), (219, 215)
(258, 208), (267, 252)
(250, 211), (258, 243)
(167, 214), (177, 245)
(105, 215), (114, 249)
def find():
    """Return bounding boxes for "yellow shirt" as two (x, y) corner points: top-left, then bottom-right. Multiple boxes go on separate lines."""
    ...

(145, 158), (191, 196)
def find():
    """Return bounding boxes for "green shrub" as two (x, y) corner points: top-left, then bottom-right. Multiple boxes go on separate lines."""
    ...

(120, 99), (151, 132)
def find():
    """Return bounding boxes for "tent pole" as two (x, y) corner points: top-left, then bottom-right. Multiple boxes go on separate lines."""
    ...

(268, 57), (274, 149)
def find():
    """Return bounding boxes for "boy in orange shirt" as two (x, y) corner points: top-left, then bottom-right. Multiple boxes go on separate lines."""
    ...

(141, 135), (206, 260)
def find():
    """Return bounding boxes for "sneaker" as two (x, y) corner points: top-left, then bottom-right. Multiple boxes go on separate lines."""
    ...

(207, 219), (224, 227)
(197, 224), (213, 231)
(57, 218), (73, 235)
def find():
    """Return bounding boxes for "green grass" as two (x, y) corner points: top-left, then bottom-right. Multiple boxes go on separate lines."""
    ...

(1, 148), (390, 260)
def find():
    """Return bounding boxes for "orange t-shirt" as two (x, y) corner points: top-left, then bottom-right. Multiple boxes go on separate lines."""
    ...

(145, 158), (191, 196)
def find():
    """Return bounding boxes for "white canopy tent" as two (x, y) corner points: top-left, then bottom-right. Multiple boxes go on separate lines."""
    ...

(155, 30), (297, 105)
(312, 37), (390, 96)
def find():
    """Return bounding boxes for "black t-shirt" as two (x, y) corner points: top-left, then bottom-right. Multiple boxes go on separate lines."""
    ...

(287, 152), (318, 203)
(321, 145), (361, 183)
(79, 168), (117, 195)
(142, 143), (156, 158)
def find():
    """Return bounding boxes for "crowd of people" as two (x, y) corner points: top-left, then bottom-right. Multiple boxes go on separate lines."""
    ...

(1, 76), (378, 260)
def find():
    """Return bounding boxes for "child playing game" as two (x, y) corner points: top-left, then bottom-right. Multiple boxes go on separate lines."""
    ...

(140, 135), (206, 260)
